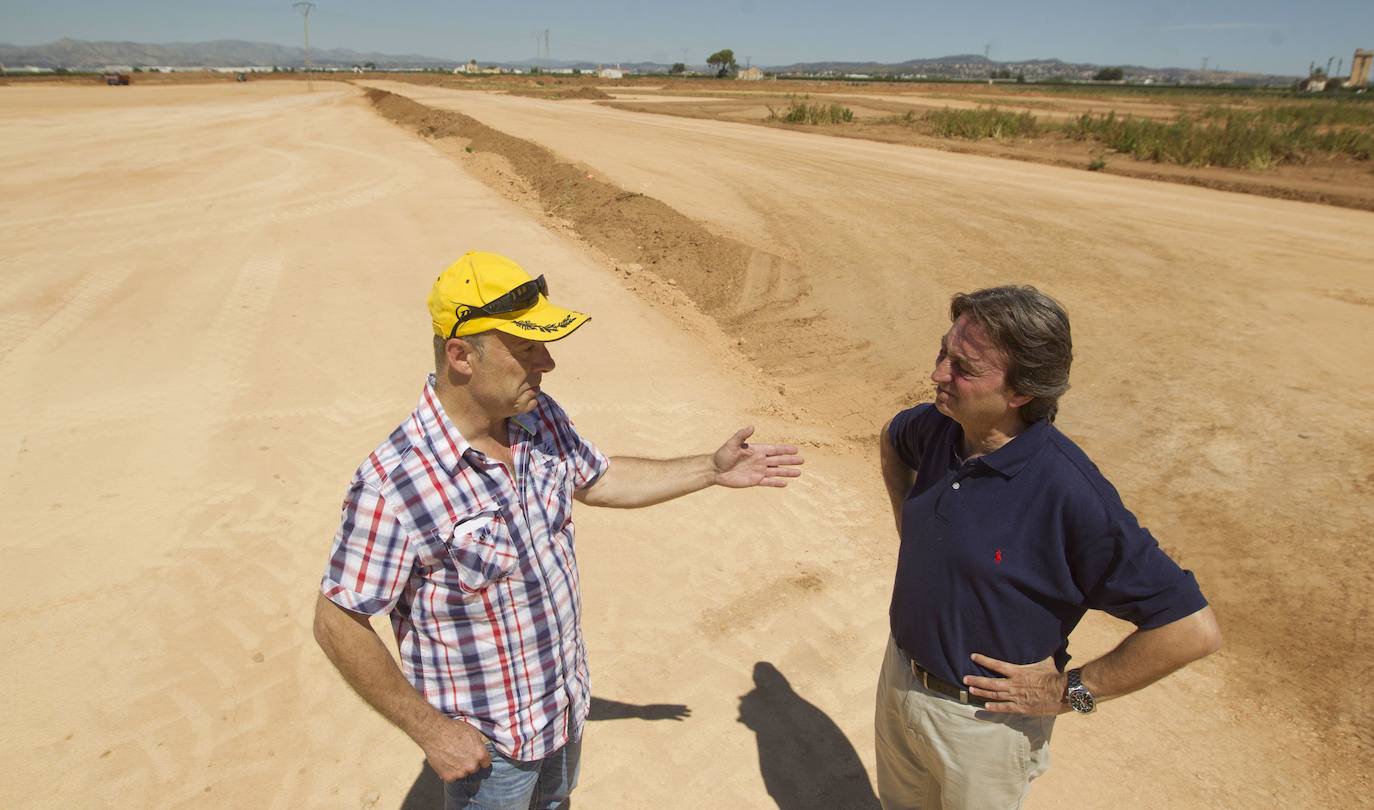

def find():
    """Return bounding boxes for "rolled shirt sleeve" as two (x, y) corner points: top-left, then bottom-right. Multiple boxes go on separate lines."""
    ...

(320, 479), (416, 616)
(541, 397), (608, 490)
(1067, 479), (1208, 630)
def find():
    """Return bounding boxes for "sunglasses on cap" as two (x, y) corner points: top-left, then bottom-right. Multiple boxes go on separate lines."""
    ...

(447, 275), (549, 339)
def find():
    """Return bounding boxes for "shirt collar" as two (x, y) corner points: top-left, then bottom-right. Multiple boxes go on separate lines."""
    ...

(510, 412), (538, 438)
(416, 375), (542, 476)
(975, 417), (1052, 478)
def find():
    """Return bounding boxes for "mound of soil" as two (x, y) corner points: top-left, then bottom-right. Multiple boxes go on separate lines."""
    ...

(563, 86), (611, 100)
(365, 87), (751, 315)
(505, 85), (614, 101)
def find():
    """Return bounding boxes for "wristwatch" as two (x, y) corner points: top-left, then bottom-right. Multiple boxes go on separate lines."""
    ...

(1064, 668), (1097, 714)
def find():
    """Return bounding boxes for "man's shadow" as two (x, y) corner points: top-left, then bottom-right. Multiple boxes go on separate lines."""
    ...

(400, 697), (691, 808)
(738, 661), (880, 810)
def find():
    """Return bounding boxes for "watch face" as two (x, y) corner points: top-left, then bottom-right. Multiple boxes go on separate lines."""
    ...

(1069, 689), (1096, 714)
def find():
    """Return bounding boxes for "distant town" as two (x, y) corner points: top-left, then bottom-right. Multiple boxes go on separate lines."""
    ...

(2, 38), (1370, 90)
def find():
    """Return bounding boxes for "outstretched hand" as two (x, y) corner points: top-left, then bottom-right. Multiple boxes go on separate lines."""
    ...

(712, 426), (804, 488)
(963, 653), (1070, 716)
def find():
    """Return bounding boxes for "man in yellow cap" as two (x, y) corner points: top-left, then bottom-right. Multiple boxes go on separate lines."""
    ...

(313, 251), (803, 809)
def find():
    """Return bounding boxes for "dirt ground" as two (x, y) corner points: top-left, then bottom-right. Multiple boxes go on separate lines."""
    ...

(598, 97), (1374, 212)
(374, 73), (1374, 211)
(3, 80), (1371, 809)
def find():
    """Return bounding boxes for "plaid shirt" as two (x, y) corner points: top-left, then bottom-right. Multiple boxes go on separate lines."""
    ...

(321, 375), (608, 761)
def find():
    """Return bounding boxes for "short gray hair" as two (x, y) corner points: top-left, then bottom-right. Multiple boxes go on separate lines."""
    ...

(950, 285), (1072, 423)
(433, 331), (489, 372)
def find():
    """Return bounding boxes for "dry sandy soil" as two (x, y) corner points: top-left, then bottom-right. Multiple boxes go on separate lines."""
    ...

(598, 95), (1374, 212)
(383, 73), (1374, 211)
(2, 80), (1371, 809)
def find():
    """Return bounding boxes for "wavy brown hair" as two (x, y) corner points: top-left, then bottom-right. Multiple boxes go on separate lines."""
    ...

(950, 285), (1072, 423)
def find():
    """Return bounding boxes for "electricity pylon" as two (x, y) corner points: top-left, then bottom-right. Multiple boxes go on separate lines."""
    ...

(293, 2), (315, 92)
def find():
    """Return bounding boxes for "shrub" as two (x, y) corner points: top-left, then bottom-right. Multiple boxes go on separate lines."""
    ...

(923, 107), (1041, 140)
(1063, 107), (1373, 167)
(767, 96), (854, 125)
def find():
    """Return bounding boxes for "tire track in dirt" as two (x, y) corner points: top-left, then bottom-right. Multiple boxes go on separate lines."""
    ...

(3, 136), (423, 269)
(0, 264), (132, 369)
(0, 147), (304, 232)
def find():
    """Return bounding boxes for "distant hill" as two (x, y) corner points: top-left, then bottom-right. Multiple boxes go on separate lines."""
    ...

(767, 54), (1295, 83)
(0, 39), (1296, 83)
(0, 38), (450, 70)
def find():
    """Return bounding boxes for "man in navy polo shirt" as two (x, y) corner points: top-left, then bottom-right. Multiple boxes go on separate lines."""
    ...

(875, 285), (1222, 809)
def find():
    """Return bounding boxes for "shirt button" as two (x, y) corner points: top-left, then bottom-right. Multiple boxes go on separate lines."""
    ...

(951, 482), (961, 490)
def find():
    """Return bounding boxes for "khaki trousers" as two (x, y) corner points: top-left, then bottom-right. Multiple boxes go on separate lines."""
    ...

(875, 636), (1053, 810)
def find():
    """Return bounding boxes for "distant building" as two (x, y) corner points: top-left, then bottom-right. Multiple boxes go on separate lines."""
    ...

(454, 59), (479, 74)
(597, 66), (623, 79)
(737, 66), (764, 81)
(1352, 49), (1372, 88)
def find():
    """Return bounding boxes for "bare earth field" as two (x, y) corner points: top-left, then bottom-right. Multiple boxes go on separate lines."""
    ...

(383, 73), (1374, 211)
(2, 80), (1372, 809)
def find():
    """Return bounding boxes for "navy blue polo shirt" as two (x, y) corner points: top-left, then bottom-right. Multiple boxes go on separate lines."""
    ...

(888, 404), (1207, 687)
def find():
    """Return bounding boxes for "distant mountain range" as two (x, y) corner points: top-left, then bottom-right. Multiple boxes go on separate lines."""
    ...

(0, 38), (1297, 82)
(0, 38), (449, 70)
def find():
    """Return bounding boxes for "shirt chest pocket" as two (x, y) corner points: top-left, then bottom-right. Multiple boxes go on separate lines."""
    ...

(529, 448), (575, 529)
(440, 512), (520, 594)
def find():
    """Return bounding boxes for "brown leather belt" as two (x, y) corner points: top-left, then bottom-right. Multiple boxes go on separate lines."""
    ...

(909, 659), (987, 707)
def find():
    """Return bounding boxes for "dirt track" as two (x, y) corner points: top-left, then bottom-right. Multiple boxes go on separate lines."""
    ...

(3, 81), (1371, 808)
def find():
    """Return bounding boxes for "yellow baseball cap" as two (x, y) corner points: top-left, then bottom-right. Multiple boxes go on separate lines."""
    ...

(428, 251), (590, 341)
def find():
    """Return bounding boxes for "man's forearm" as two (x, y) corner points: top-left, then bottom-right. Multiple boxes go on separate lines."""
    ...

(577, 455), (715, 508)
(1079, 606), (1222, 702)
(312, 594), (448, 745)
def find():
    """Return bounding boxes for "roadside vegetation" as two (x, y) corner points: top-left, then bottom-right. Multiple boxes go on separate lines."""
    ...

(1061, 107), (1374, 168)
(767, 95), (854, 124)
(917, 107), (1039, 139)
(861, 102), (1374, 169)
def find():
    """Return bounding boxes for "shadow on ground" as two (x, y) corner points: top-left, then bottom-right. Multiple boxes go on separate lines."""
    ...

(399, 696), (692, 808)
(737, 661), (880, 810)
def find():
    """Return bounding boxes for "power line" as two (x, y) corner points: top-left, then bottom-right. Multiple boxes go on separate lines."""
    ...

(292, 2), (315, 91)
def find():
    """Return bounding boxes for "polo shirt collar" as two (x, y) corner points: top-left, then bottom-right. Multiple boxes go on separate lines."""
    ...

(417, 375), (542, 476)
(976, 417), (1052, 478)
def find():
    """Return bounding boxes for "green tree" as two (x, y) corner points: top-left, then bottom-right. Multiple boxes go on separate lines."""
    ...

(707, 49), (737, 78)
(670, 62), (686, 75)
(1094, 67), (1124, 81)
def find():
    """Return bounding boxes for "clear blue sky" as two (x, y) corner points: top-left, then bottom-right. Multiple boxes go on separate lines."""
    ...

(3, 0), (1370, 76)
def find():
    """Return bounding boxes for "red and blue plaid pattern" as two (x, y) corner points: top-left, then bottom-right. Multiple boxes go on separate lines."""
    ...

(321, 375), (608, 761)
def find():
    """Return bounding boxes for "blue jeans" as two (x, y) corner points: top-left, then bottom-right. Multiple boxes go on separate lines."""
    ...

(444, 737), (582, 810)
